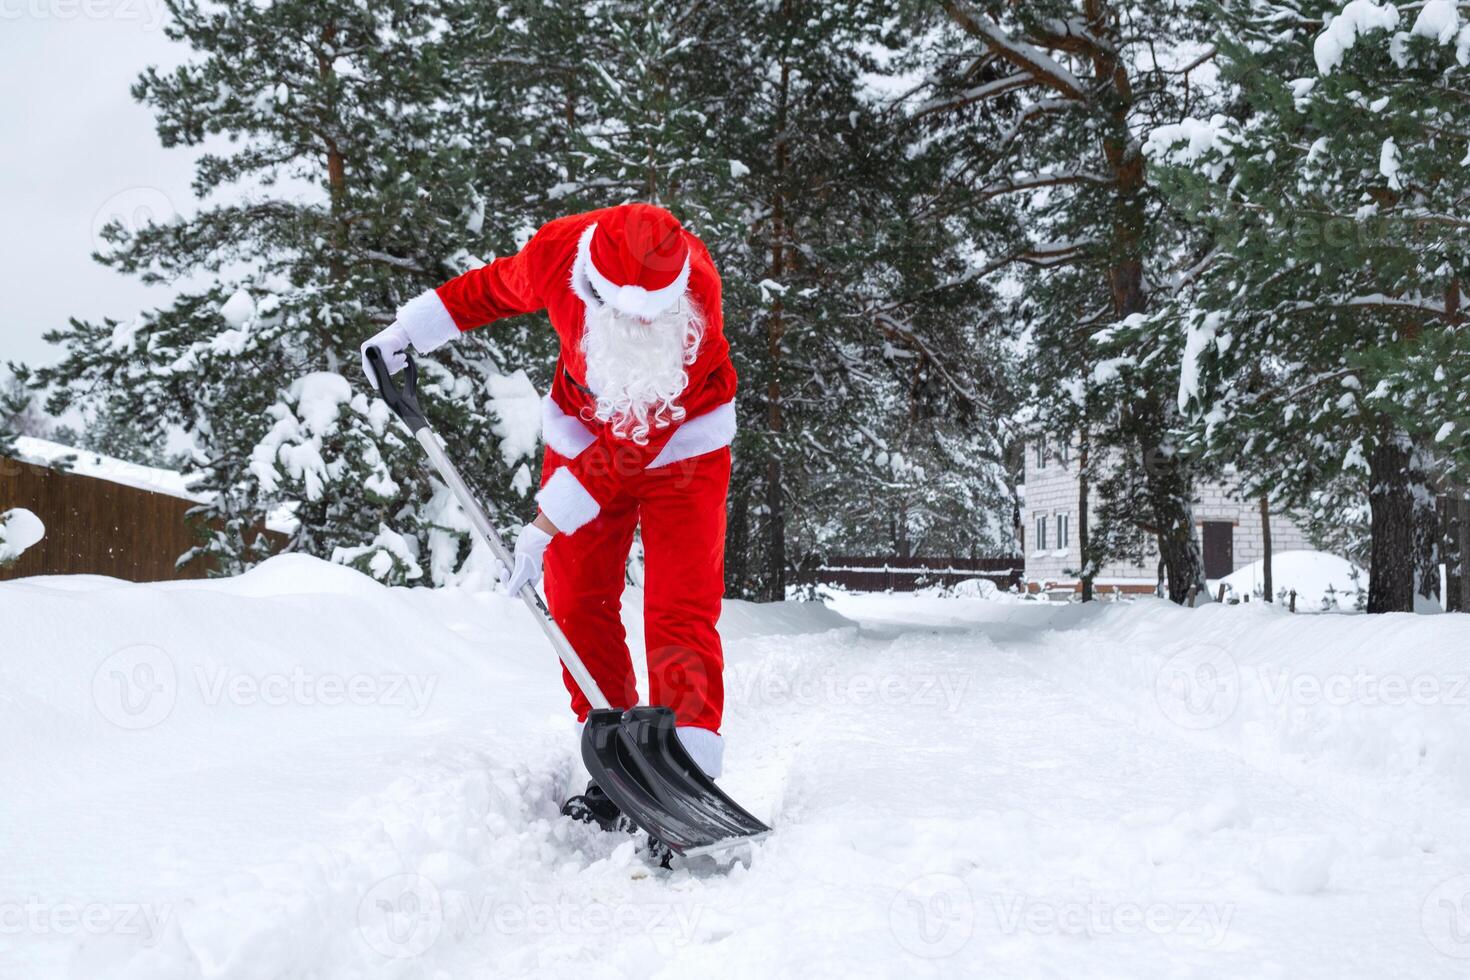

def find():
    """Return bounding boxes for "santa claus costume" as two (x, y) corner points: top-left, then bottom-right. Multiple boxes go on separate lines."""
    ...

(362, 204), (734, 789)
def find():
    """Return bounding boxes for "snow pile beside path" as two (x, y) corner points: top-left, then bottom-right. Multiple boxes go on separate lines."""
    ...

(0, 557), (859, 978)
(0, 507), (44, 564)
(1221, 549), (1366, 609)
(717, 595), (852, 638)
(1026, 599), (1470, 816)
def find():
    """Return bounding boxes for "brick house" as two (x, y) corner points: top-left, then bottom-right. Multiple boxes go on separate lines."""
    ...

(1020, 435), (1314, 594)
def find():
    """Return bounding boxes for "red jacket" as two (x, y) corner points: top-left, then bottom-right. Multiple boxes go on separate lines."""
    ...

(408, 208), (737, 533)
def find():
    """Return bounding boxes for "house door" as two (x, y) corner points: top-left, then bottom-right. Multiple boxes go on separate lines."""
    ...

(1202, 521), (1235, 579)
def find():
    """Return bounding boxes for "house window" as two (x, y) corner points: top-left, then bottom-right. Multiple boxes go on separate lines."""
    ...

(1056, 513), (1070, 550)
(1035, 515), (1048, 551)
(1057, 439), (1070, 466)
(1034, 436), (1048, 470)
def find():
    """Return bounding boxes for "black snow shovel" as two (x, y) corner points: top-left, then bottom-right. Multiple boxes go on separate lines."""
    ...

(365, 347), (770, 862)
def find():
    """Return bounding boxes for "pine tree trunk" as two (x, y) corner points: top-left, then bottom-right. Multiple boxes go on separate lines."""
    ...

(1133, 403), (1207, 604)
(1450, 496), (1470, 613)
(1149, 466), (1207, 604)
(1103, 51), (1205, 606)
(1367, 424), (1416, 613)
(317, 24), (349, 284)
(1260, 495), (1273, 603)
(1078, 434), (1094, 603)
(1408, 442), (1442, 609)
(1441, 495), (1462, 612)
(765, 455), (785, 601)
(726, 475), (750, 597)
(761, 31), (792, 603)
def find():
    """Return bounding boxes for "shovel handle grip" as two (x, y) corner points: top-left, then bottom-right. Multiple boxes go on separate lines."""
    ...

(365, 345), (430, 434)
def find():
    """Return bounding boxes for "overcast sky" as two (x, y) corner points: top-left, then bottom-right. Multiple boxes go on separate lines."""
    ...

(1, 2), (198, 369)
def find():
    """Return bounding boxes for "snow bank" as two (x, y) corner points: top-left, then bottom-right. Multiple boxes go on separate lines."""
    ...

(0, 507), (44, 564)
(8, 559), (1470, 977)
(1023, 598), (1470, 818)
(1220, 549), (1366, 609)
(0, 558), (857, 977)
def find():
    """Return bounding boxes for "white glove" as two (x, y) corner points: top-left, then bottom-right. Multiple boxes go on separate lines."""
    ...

(502, 523), (555, 597)
(360, 322), (411, 391)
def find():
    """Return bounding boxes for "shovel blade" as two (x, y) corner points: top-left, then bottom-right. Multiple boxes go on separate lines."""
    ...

(580, 707), (771, 855)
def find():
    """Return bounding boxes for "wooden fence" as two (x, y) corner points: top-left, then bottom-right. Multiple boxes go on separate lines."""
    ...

(810, 555), (1023, 592)
(0, 455), (279, 583)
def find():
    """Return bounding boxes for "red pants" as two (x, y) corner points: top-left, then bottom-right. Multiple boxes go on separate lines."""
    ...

(541, 446), (729, 734)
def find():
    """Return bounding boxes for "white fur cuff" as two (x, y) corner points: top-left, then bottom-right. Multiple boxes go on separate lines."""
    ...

(647, 401), (736, 469)
(676, 726), (724, 779)
(396, 289), (461, 354)
(537, 467), (600, 535)
(542, 395), (597, 459)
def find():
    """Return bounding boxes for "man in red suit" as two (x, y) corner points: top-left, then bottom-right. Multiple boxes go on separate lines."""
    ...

(361, 204), (733, 825)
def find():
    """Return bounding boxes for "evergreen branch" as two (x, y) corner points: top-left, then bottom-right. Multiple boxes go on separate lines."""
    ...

(977, 170), (1112, 199)
(871, 311), (989, 411)
(911, 73), (1034, 118)
(941, 1), (1088, 101)
(356, 249), (429, 275)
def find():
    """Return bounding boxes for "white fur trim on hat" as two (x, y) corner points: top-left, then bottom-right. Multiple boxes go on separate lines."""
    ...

(646, 400), (736, 469)
(676, 726), (724, 779)
(537, 467), (600, 535)
(541, 394), (596, 460)
(395, 289), (460, 353)
(573, 222), (692, 319)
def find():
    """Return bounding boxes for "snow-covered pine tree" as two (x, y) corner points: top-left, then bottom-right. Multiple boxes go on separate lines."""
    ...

(1145, 0), (1470, 612)
(716, 2), (1017, 597)
(30, 0), (548, 584)
(918, 1), (1218, 603)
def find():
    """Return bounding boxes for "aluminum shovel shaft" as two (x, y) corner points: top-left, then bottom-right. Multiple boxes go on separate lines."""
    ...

(365, 347), (610, 711)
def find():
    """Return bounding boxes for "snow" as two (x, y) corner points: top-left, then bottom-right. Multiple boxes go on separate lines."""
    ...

(1145, 115), (1233, 175)
(0, 507), (44, 563)
(11, 436), (298, 535)
(1379, 136), (1402, 189)
(6, 559), (1470, 976)
(252, 373), (356, 502)
(217, 289), (255, 328)
(1178, 311), (1221, 411)
(485, 369), (542, 468)
(331, 523), (426, 582)
(1314, 1), (1400, 75)
(1411, 0), (1462, 45)
(1220, 549), (1366, 608)
(13, 435), (206, 501)
(291, 371), (354, 434)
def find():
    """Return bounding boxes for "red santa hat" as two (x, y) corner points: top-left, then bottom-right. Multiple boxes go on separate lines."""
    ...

(575, 203), (692, 319)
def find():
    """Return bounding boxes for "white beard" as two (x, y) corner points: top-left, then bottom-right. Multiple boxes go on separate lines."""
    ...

(580, 296), (704, 445)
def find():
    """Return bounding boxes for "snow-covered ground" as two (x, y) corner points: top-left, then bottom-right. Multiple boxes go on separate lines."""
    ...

(4, 559), (1470, 978)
